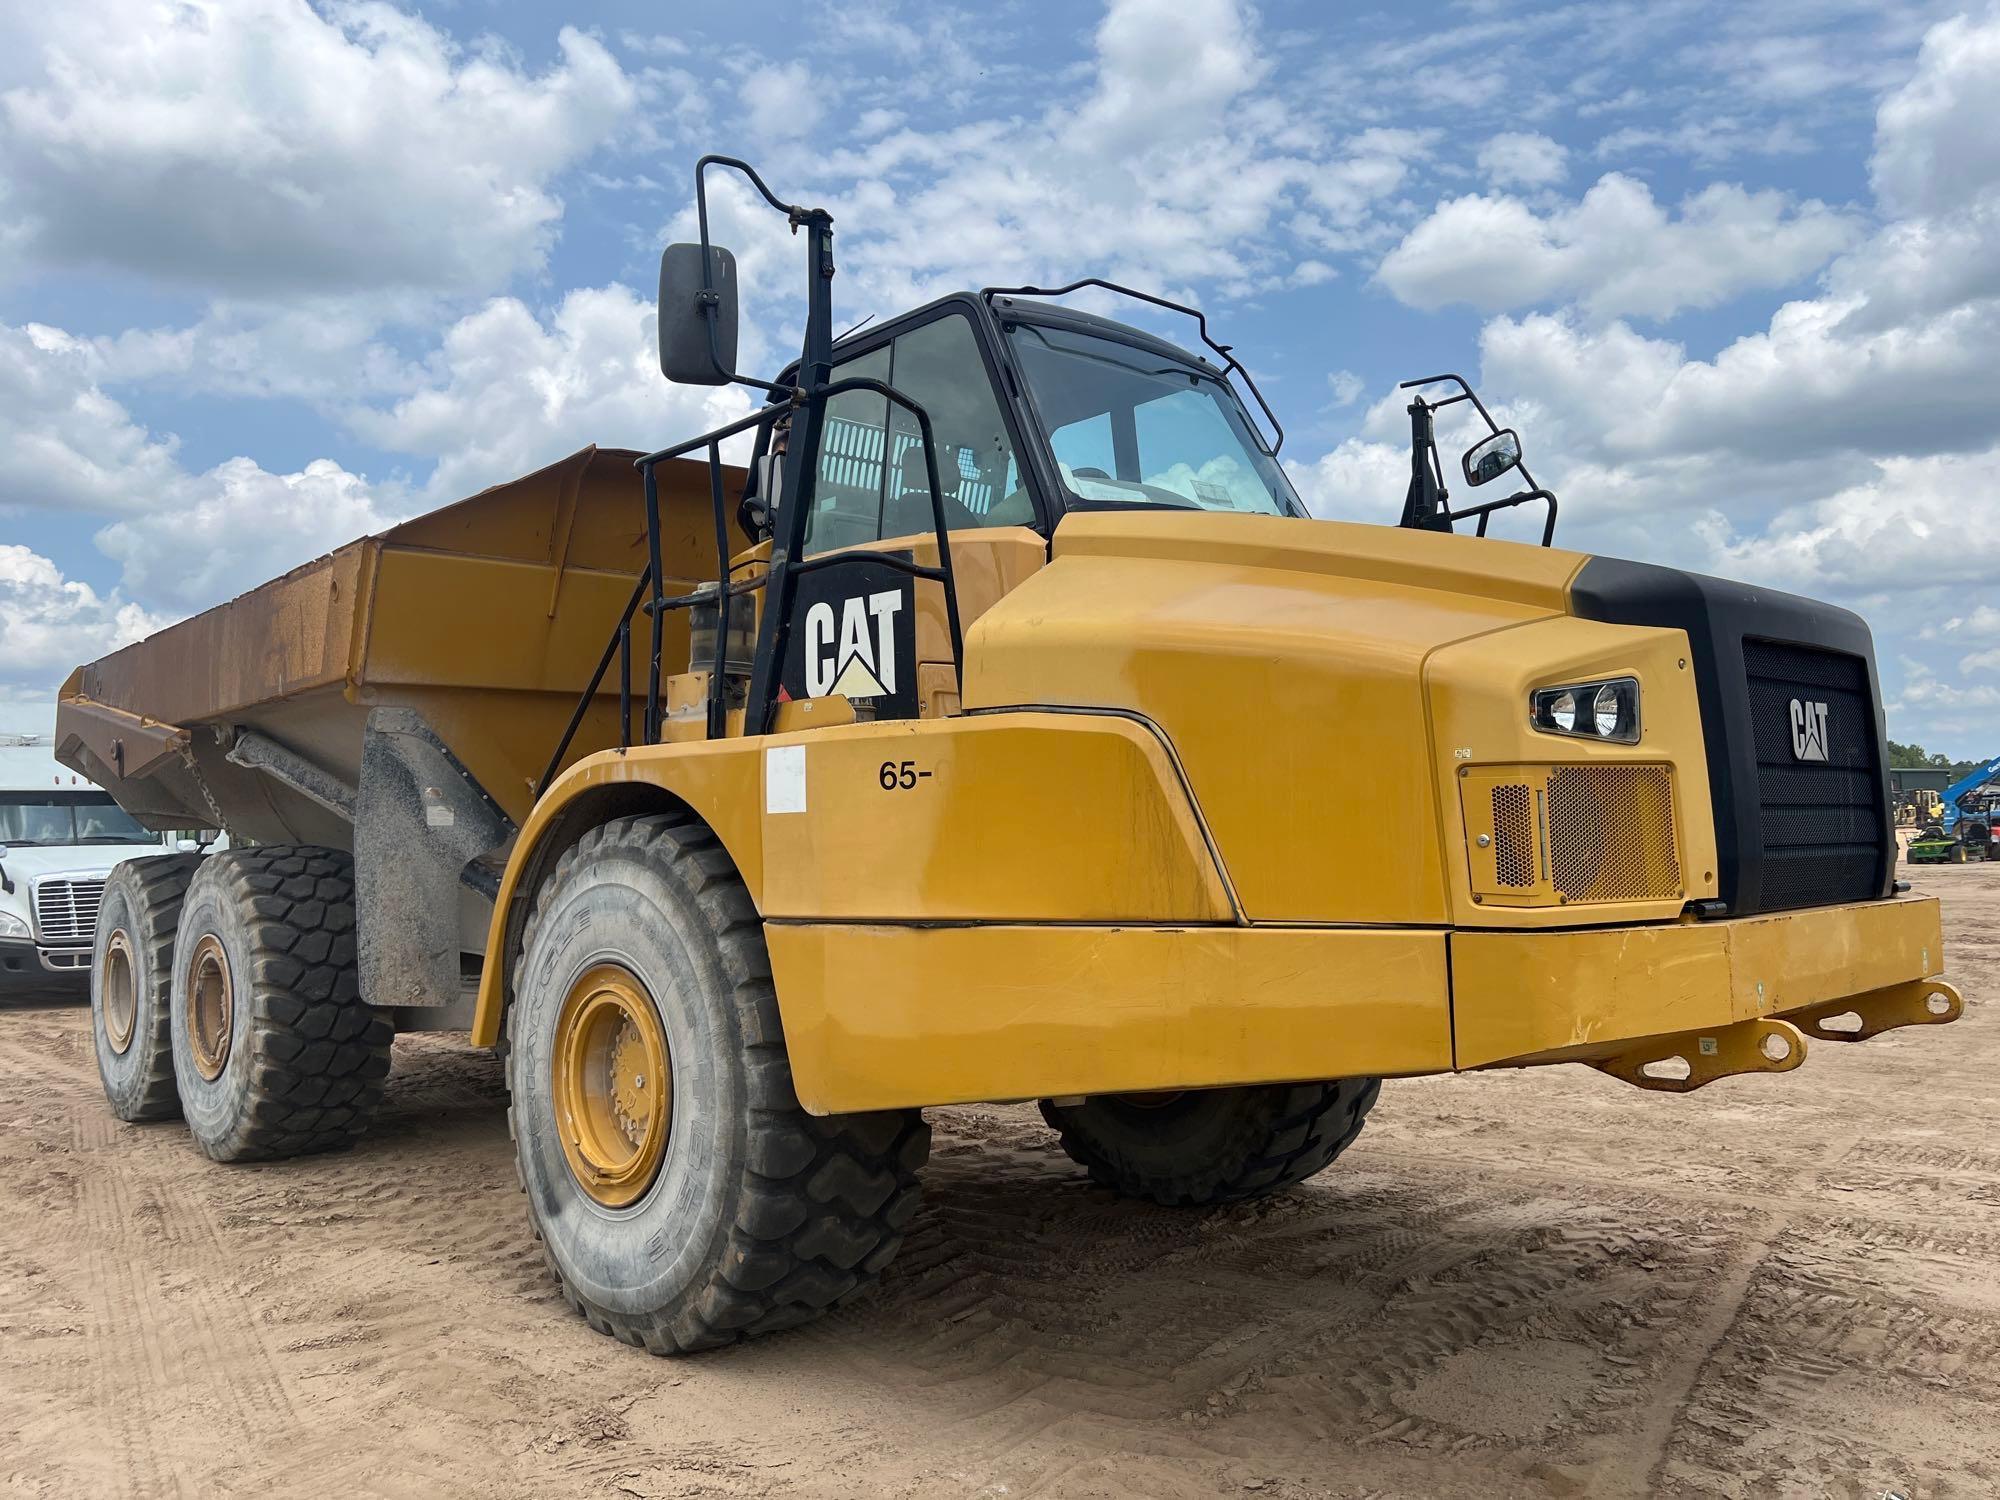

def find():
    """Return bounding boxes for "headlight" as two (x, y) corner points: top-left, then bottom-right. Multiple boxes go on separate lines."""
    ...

(0, 911), (28, 939)
(1531, 676), (1640, 744)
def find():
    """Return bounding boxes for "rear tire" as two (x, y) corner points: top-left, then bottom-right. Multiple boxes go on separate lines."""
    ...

(170, 846), (392, 1162)
(508, 813), (929, 1354)
(92, 854), (202, 1122)
(1040, 1079), (1381, 1207)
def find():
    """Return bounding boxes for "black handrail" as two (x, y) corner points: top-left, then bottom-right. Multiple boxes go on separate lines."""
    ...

(536, 381), (969, 793)
(982, 278), (1285, 455)
(1397, 372), (1560, 547)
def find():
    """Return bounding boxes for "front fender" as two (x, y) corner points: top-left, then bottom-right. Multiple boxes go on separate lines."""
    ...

(471, 710), (1234, 1047)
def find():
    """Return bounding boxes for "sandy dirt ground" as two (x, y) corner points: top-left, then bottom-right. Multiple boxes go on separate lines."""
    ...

(1, 866), (1995, 1500)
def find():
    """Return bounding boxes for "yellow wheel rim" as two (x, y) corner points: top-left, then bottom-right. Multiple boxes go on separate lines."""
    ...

(102, 928), (138, 1055)
(187, 933), (233, 1082)
(551, 965), (672, 1208)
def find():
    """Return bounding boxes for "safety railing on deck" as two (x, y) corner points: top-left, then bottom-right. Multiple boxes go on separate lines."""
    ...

(535, 380), (968, 796)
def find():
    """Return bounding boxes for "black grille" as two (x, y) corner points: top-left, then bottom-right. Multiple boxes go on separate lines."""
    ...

(1741, 639), (1883, 910)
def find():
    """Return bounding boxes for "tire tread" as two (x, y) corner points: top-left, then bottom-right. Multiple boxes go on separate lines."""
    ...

(1041, 1078), (1381, 1207)
(507, 813), (928, 1355)
(179, 846), (391, 1162)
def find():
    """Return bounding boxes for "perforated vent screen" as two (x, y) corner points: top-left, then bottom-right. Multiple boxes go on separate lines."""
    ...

(1491, 784), (1536, 888)
(1548, 765), (1680, 902)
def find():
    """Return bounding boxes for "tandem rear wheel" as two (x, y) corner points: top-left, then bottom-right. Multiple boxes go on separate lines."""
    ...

(91, 853), (204, 1122)
(166, 846), (393, 1162)
(508, 813), (929, 1355)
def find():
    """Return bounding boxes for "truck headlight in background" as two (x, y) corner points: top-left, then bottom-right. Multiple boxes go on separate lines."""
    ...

(1531, 677), (1640, 744)
(0, 911), (28, 939)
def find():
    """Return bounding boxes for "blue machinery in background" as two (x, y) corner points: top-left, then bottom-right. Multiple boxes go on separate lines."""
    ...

(1938, 753), (2000, 836)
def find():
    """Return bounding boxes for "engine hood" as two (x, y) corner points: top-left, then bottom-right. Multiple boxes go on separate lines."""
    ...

(1042, 509), (1589, 611)
(963, 510), (1595, 924)
(0, 842), (165, 885)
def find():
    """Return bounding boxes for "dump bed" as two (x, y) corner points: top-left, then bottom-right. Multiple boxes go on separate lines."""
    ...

(57, 446), (745, 846)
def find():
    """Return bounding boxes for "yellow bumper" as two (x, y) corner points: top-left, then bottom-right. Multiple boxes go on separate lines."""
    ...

(764, 895), (1957, 1113)
(1452, 894), (1954, 1069)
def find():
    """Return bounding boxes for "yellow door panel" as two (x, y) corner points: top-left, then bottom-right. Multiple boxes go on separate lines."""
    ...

(768, 922), (1452, 1113)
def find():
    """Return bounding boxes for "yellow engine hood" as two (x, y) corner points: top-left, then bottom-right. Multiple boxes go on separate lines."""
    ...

(962, 511), (1594, 924)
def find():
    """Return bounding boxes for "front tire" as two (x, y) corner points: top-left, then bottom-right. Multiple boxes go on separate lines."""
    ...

(508, 814), (928, 1354)
(1040, 1080), (1381, 1207)
(92, 854), (202, 1122)
(170, 846), (392, 1162)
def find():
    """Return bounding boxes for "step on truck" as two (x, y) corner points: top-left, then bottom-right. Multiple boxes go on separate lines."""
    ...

(57, 156), (1963, 1353)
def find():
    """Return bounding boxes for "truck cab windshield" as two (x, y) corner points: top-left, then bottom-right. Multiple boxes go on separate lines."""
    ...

(1006, 321), (1304, 518)
(0, 793), (162, 846)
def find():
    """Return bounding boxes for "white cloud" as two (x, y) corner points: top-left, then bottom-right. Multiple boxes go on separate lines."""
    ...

(344, 285), (756, 504)
(1376, 173), (1858, 320)
(1325, 370), (1365, 407)
(1477, 131), (1567, 188)
(0, 1), (635, 296)
(1075, 0), (1262, 151)
(1702, 449), (2000, 595)
(740, 61), (825, 143)
(0, 314), (404, 637)
(1871, 10), (2000, 217)
(1927, 606), (2000, 642)
(0, 322), (186, 514)
(95, 458), (402, 616)
(0, 544), (169, 689)
(1289, 436), (1409, 525)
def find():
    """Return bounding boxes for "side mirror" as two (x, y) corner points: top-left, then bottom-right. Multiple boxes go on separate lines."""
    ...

(176, 838), (199, 853)
(659, 242), (739, 386)
(1462, 428), (1522, 487)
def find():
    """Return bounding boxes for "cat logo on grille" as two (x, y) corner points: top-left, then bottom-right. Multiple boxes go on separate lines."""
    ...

(1788, 698), (1830, 762)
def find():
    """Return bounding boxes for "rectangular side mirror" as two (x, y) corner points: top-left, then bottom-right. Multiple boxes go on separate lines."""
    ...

(659, 242), (739, 385)
(1462, 428), (1521, 487)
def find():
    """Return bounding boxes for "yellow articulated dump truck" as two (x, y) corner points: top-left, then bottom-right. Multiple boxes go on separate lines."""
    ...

(58, 157), (1962, 1354)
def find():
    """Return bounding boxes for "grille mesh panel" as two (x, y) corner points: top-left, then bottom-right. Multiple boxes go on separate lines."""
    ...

(1741, 639), (1882, 911)
(1491, 784), (1535, 887)
(33, 877), (105, 943)
(1548, 766), (1680, 902)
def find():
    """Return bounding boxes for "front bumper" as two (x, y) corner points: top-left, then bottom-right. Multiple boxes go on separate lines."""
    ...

(0, 937), (91, 977)
(765, 895), (1959, 1112)
(1453, 893), (1955, 1084)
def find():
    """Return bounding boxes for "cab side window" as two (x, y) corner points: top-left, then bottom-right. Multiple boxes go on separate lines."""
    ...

(806, 312), (1030, 554)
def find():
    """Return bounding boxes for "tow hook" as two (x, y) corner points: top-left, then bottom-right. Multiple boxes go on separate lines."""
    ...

(1592, 1017), (1807, 1094)
(1782, 978), (1963, 1042)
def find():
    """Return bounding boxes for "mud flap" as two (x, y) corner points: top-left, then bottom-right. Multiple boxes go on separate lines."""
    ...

(354, 708), (515, 1010)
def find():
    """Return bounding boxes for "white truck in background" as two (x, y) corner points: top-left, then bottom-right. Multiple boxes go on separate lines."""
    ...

(0, 735), (195, 985)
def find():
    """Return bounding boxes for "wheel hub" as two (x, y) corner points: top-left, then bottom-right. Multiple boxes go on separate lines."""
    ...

(102, 928), (138, 1055)
(186, 933), (233, 1081)
(551, 965), (672, 1208)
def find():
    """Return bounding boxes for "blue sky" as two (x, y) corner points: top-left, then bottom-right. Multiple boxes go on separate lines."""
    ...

(3, 0), (2000, 751)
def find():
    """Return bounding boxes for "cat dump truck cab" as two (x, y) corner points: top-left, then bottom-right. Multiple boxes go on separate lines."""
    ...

(58, 156), (1959, 1355)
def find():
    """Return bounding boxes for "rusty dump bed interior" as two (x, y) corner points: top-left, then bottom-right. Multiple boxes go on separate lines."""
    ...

(56, 446), (746, 845)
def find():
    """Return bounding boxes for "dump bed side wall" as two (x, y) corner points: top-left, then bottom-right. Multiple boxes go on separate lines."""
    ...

(75, 542), (372, 729)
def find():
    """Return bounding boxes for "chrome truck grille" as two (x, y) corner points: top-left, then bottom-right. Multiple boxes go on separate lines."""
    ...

(33, 877), (105, 943)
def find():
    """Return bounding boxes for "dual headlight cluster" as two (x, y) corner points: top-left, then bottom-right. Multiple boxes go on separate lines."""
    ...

(1531, 676), (1641, 744)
